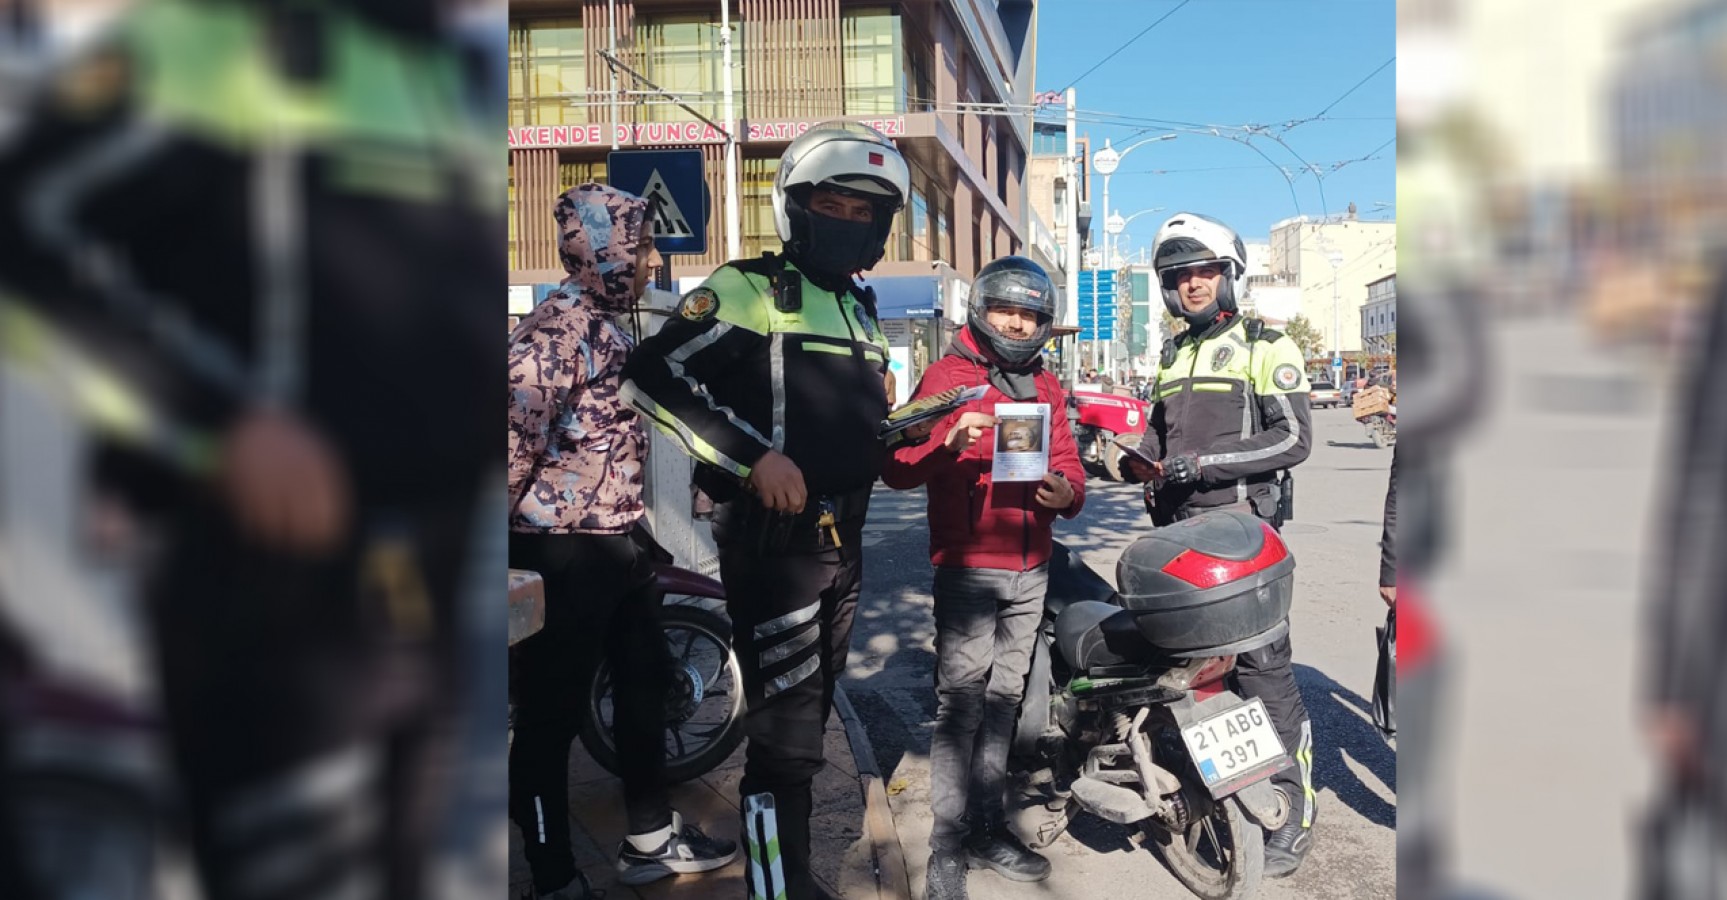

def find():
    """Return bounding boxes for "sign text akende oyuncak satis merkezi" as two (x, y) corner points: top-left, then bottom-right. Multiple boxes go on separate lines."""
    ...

(507, 117), (908, 149)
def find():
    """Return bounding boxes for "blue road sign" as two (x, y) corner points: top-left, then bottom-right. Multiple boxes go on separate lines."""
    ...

(607, 149), (710, 255)
(1077, 269), (1116, 341)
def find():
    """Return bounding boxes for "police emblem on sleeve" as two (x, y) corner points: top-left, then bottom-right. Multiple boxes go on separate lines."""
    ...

(1272, 364), (1302, 390)
(1211, 345), (1234, 372)
(678, 288), (720, 321)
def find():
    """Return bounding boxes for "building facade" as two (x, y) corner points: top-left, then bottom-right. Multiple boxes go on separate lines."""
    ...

(1266, 214), (1396, 355)
(1360, 273), (1396, 356)
(507, 0), (1039, 328)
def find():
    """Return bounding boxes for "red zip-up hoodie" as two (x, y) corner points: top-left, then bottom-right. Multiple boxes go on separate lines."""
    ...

(881, 328), (1087, 571)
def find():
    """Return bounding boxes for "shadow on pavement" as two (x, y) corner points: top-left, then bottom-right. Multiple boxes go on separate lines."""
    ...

(1295, 663), (1397, 830)
(1326, 440), (1385, 450)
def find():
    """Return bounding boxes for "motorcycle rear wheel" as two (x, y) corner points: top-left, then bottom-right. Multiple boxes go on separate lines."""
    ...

(1148, 795), (1265, 900)
(578, 604), (746, 785)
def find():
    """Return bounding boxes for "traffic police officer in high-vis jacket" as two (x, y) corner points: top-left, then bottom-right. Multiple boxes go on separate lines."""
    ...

(622, 121), (908, 900)
(1120, 212), (1319, 878)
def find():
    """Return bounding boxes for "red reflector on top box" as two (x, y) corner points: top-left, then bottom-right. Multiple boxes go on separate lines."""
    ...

(868, 152), (884, 166)
(1160, 523), (1289, 588)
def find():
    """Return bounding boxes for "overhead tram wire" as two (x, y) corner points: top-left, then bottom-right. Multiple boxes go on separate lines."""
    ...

(1055, 0), (1195, 93)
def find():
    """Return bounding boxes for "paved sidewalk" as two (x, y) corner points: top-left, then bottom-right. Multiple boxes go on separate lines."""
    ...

(509, 687), (911, 900)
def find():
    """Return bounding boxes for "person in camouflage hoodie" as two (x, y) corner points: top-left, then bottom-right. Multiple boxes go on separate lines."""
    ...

(507, 183), (737, 899)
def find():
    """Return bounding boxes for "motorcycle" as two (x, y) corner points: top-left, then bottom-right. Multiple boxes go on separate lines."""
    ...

(1069, 387), (1151, 482)
(1351, 384), (1397, 449)
(510, 527), (747, 786)
(1010, 510), (1297, 900)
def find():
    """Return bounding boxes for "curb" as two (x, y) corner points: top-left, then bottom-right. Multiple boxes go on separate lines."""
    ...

(832, 685), (912, 900)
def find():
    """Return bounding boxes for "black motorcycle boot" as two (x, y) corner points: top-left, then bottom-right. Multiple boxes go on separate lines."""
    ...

(924, 849), (969, 900)
(1264, 785), (1315, 878)
(963, 815), (1051, 883)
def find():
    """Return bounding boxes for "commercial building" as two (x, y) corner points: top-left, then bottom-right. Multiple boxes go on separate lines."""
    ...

(507, 0), (1042, 570)
(508, 0), (1043, 400)
(1360, 273), (1396, 357)
(1265, 212), (1396, 355)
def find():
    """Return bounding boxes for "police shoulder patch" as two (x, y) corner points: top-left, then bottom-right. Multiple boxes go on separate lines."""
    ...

(1272, 364), (1302, 391)
(678, 288), (720, 321)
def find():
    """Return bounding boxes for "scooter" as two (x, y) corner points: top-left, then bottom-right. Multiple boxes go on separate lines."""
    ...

(1010, 510), (1297, 900)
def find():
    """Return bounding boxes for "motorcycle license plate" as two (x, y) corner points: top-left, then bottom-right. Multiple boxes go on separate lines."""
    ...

(1181, 697), (1285, 789)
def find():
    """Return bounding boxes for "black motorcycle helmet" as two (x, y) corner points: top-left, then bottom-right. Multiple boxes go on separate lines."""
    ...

(968, 256), (1056, 367)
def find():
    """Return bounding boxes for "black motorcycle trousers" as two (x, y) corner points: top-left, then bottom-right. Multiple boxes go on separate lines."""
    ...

(150, 496), (475, 900)
(508, 530), (673, 894)
(713, 497), (867, 900)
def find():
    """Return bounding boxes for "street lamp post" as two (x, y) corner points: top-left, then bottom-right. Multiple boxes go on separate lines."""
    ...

(1105, 206), (1165, 376)
(1092, 133), (1177, 289)
(1327, 250), (1344, 382)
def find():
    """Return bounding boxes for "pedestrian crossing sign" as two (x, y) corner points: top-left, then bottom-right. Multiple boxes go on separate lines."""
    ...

(608, 149), (710, 255)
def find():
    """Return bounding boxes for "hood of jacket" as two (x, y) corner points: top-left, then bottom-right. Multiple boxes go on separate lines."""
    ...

(553, 183), (651, 315)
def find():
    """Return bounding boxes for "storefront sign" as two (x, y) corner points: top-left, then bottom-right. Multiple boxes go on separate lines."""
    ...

(507, 117), (908, 150)
(879, 319), (912, 345)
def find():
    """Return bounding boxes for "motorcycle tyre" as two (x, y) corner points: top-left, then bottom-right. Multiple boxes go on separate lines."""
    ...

(1149, 795), (1266, 900)
(577, 604), (746, 785)
(1103, 432), (1142, 483)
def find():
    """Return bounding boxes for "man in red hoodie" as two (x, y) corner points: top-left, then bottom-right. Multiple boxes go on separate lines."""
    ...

(881, 257), (1086, 900)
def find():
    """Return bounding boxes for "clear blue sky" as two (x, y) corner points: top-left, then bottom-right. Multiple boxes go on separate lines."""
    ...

(1033, 0), (1396, 254)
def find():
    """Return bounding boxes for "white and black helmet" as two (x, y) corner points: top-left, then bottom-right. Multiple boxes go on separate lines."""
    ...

(772, 121), (910, 271)
(969, 256), (1056, 367)
(1150, 212), (1249, 319)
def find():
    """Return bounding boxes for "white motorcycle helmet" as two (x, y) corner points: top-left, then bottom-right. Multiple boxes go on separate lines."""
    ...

(1150, 212), (1249, 323)
(772, 121), (910, 275)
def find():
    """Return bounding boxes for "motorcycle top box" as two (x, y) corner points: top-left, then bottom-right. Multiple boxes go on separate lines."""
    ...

(1114, 510), (1295, 655)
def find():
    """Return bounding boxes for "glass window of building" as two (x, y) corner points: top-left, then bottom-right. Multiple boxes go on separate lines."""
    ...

(900, 186), (928, 261)
(508, 168), (518, 268)
(902, 25), (934, 112)
(558, 161), (609, 194)
(510, 19), (587, 126)
(740, 158), (779, 260)
(637, 15), (739, 123)
(843, 9), (903, 115)
(934, 196), (952, 264)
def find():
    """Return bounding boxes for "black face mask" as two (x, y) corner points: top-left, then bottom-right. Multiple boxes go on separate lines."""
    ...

(798, 212), (881, 279)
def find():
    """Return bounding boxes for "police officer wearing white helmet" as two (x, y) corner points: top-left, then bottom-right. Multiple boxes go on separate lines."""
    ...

(1120, 212), (1320, 878)
(623, 121), (909, 900)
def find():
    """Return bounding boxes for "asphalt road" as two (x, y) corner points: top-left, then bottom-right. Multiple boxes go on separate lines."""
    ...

(841, 406), (1397, 899)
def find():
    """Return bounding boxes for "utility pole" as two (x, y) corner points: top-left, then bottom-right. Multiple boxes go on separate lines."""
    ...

(720, 1), (741, 259)
(1064, 88), (1080, 388)
(607, 0), (620, 150)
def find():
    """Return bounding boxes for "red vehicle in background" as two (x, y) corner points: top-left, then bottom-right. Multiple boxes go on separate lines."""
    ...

(1068, 385), (1150, 482)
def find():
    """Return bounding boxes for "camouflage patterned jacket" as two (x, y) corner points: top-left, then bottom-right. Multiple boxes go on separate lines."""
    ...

(508, 184), (652, 533)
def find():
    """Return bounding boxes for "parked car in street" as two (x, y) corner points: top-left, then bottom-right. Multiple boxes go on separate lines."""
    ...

(1309, 379), (1343, 409)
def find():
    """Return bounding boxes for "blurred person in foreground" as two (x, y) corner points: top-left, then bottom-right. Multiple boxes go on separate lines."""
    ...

(1393, 16), (1495, 898)
(1643, 262), (1727, 897)
(881, 257), (1087, 900)
(0, 1), (500, 897)
(507, 184), (737, 900)
(1119, 212), (1318, 878)
(623, 121), (908, 900)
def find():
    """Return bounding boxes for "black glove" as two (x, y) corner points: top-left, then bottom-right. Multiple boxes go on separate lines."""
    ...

(1163, 452), (1202, 484)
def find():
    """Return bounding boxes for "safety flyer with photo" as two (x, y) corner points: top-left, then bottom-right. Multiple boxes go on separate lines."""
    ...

(991, 403), (1050, 483)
